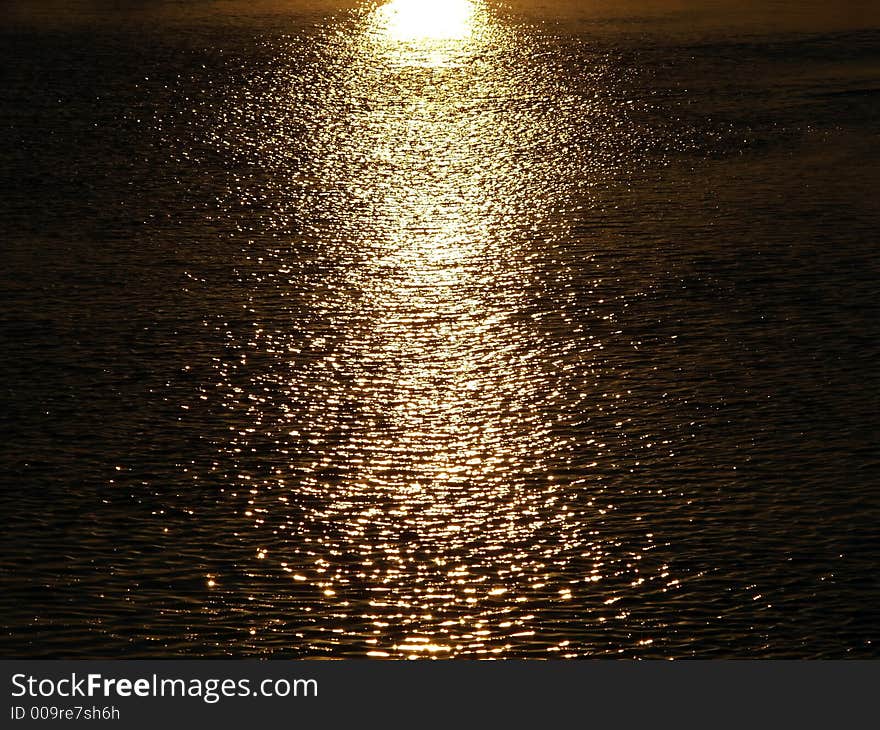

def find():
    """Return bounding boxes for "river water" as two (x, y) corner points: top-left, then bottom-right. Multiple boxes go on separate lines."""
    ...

(2, 0), (878, 658)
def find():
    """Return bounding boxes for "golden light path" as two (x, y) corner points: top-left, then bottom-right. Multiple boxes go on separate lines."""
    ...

(270, 2), (571, 657)
(199, 0), (667, 659)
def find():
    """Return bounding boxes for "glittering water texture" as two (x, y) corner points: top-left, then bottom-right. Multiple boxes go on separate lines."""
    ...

(2, 1), (879, 658)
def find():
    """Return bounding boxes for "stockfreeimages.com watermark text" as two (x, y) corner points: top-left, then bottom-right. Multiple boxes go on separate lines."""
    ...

(11, 673), (317, 705)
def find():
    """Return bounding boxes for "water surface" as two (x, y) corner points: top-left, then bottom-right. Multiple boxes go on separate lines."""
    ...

(2, 0), (879, 658)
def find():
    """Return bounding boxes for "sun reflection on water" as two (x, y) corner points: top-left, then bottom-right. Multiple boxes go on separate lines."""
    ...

(270, 7), (579, 656)
(375, 0), (477, 42)
(183, 0), (677, 659)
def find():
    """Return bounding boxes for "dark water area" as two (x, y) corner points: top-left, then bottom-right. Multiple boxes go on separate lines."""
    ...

(1, 1), (879, 658)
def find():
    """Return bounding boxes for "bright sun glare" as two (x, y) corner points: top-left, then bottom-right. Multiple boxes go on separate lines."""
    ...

(379, 0), (476, 41)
